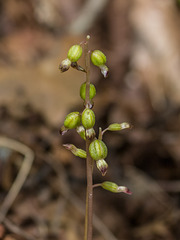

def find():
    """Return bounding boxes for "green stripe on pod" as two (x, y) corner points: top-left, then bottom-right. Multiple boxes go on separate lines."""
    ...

(80, 82), (96, 101)
(81, 109), (95, 129)
(89, 139), (107, 161)
(67, 45), (82, 62)
(63, 144), (87, 159)
(108, 122), (130, 131)
(101, 181), (132, 194)
(91, 50), (106, 67)
(64, 112), (81, 129)
(101, 181), (118, 192)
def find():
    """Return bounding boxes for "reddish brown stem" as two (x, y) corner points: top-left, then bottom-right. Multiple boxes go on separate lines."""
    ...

(84, 35), (93, 240)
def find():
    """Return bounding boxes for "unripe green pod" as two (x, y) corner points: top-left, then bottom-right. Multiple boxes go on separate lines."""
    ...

(80, 82), (96, 101)
(64, 112), (81, 129)
(89, 139), (107, 161)
(63, 144), (87, 158)
(81, 109), (95, 129)
(67, 45), (82, 62)
(91, 50), (106, 67)
(101, 181), (118, 193)
(101, 181), (132, 194)
(108, 122), (130, 131)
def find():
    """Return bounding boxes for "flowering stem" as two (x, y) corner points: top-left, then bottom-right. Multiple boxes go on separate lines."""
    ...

(84, 35), (93, 240)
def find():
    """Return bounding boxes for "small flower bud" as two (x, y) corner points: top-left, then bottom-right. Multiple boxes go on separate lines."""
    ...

(96, 159), (108, 176)
(108, 122), (131, 131)
(76, 126), (86, 140)
(63, 144), (87, 158)
(99, 65), (109, 78)
(89, 139), (108, 161)
(101, 181), (132, 194)
(81, 109), (95, 129)
(80, 82), (96, 101)
(67, 45), (82, 62)
(59, 58), (71, 72)
(91, 50), (106, 67)
(86, 128), (96, 140)
(64, 112), (81, 129)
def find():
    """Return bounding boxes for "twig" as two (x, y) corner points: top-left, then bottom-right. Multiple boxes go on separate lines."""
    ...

(68, 0), (109, 34)
(0, 136), (34, 223)
(4, 218), (36, 240)
(84, 35), (93, 240)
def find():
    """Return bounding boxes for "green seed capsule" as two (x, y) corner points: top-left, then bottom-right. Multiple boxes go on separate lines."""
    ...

(108, 122), (130, 131)
(64, 112), (81, 129)
(80, 82), (96, 101)
(67, 45), (82, 62)
(91, 50), (106, 67)
(101, 181), (119, 193)
(81, 109), (95, 129)
(63, 144), (87, 158)
(101, 181), (132, 194)
(89, 139), (107, 161)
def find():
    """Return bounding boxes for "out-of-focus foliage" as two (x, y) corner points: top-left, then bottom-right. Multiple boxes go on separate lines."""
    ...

(1, 1), (180, 240)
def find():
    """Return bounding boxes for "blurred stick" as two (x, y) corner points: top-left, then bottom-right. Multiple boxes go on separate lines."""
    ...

(4, 218), (36, 240)
(0, 137), (34, 223)
(68, 0), (109, 34)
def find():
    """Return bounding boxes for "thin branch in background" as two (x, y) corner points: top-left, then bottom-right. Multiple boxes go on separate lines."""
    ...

(68, 0), (109, 34)
(0, 136), (34, 223)
(4, 218), (36, 240)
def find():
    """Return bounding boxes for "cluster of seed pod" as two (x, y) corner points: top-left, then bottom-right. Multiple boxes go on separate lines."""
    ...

(59, 44), (109, 77)
(59, 40), (131, 194)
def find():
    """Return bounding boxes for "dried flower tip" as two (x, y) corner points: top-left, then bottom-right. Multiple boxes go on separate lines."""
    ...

(108, 122), (131, 131)
(84, 100), (94, 109)
(59, 58), (71, 72)
(86, 128), (96, 140)
(91, 50), (106, 67)
(80, 82), (96, 101)
(89, 139), (108, 161)
(100, 65), (109, 78)
(71, 62), (86, 72)
(117, 186), (132, 195)
(67, 45), (83, 62)
(59, 126), (68, 135)
(81, 108), (95, 129)
(101, 181), (132, 194)
(64, 112), (81, 129)
(76, 126), (86, 140)
(63, 144), (87, 158)
(96, 159), (108, 176)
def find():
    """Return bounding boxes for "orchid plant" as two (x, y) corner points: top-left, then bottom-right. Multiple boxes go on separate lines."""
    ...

(59, 35), (131, 240)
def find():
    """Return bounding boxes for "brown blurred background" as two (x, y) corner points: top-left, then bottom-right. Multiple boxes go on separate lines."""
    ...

(0, 0), (180, 239)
